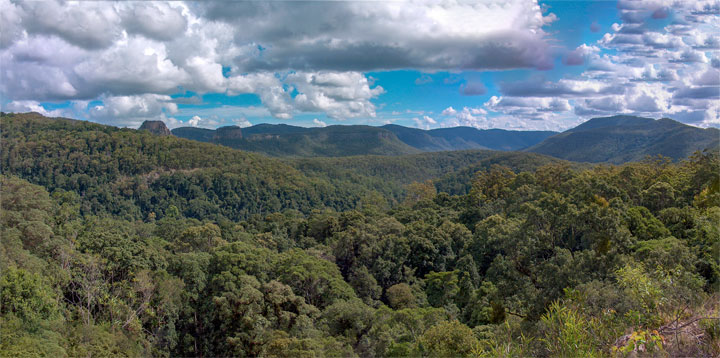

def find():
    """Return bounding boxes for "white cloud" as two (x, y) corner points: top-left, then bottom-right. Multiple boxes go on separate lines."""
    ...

(312, 118), (327, 127)
(289, 71), (384, 119)
(4, 100), (66, 117)
(120, 2), (188, 41)
(412, 115), (437, 130)
(1, 0), (717, 130)
(500, 76), (623, 98)
(485, 96), (571, 112)
(441, 106), (457, 116)
(200, 0), (555, 72)
(234, 118), (253, 128)
(18, 0), (123, 49)
(0, 0), (25, 49)
(0, 1), (407, 124)
(186, 115), (222, 129)
(87, 94), (179, 127)
(495, 0), (720, 127)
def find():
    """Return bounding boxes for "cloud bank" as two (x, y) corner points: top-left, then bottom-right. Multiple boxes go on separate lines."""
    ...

(0, 0), (554, 127)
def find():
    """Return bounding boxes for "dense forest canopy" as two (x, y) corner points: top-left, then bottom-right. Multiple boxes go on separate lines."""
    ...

(1, 112), (719, 357)
(170, 122), (557, 157)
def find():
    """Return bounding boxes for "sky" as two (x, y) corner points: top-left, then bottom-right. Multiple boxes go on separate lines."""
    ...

(1, 0), (718, 131)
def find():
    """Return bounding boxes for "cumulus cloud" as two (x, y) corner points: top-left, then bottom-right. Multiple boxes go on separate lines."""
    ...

(478, 95), (576, 130)
(17, 0), (123, 50)
(289, 71), (385, 119)
(187, 115), (222, 129)
(412, 115), (438, 129)
(485, 96), (571, 112)
(0, 0), (24, 49)
(121, 3), (188, 41)
(4, 100), (67, 117)
(2, 0), (717, 129)
(2, 0), (404, 124)
(312, 118), (327, 127)
(500, 76), (623, 98)
(87, 94), (179, 127)
(491, 0), (720, 128)
(200, 0), (554, 72)
(439, 106), (493, 129)
(563, 44), (599, 66)
(441, 107), (457, 116)
(437, 104), (573, 131)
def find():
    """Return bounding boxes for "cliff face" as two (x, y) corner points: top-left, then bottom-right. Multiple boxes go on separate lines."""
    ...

(139, 120), (172, 136)
(214, 126), (243, 140)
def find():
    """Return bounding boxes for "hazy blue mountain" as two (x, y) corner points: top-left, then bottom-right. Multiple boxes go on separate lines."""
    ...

(528, 115), (720, 163)
(173, 124), (421, 157)
(242, 123), (309, 136)
(381, 124), (557, 151)
(172, 123), (556, 157)
(171, 126), (215, 142)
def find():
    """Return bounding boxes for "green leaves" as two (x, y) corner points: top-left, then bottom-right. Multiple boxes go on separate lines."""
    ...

(0, 267), (59, 329)
(417, 320), (480, 358)
(2, 113), (719, 357)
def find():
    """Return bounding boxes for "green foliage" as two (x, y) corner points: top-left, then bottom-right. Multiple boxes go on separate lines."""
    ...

(424, 271), (459, 308)
(275, 249), (356, 308)
(0, 267), (58, 328)
(386, 283), (416, 310)
(613, 329), (665, 356)
(0, 315), (66, 357)
(1, 113), (718, 357)
(540, 301), (600, 357)
(417, 320), (480, 357)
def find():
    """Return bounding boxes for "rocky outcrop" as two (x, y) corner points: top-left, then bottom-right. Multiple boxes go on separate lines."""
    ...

(139, 120), (172, 136)
(214, 126), (243, 140)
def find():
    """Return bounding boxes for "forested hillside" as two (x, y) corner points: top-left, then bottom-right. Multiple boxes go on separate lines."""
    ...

(171, 115), (718, 164)
(1, 113), (564, 220)
(172, 123), (557, 157)
(381, 124), (556, 152)
(528, 115), (720, 163)
(2, 112), (719, 357)
(173, 124), (422, 157)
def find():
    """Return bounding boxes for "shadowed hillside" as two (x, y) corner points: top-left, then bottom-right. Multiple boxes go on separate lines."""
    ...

(172, 123), (556, 157)
(382, 124), (557, 151)
(173, 124), (421, 157)
(528, 115), (720, 163)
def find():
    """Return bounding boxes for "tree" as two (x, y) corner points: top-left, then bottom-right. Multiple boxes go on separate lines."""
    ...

(417, 320), (479, 357)
(404, 180), (437, 206)
(386, 283), (416, 310)
(0, 267), (58, 329)
(424, 271), (459, 309)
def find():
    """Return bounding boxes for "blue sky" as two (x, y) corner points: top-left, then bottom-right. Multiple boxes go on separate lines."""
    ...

(1, 0), (718, 130)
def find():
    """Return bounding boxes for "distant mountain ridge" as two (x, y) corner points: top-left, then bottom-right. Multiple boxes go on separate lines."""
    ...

(381, 124), (556, 151)
(174, 124), (421, 157)
(527, 115), (720, 163)
(170, 123), (557, 157)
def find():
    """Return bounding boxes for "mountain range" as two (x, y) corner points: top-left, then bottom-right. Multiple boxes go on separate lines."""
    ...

(164, 115), (718, 163)
(170, 123), (557, 157)
(6, 112), (716, 164)
(527, 115), (720, 164)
